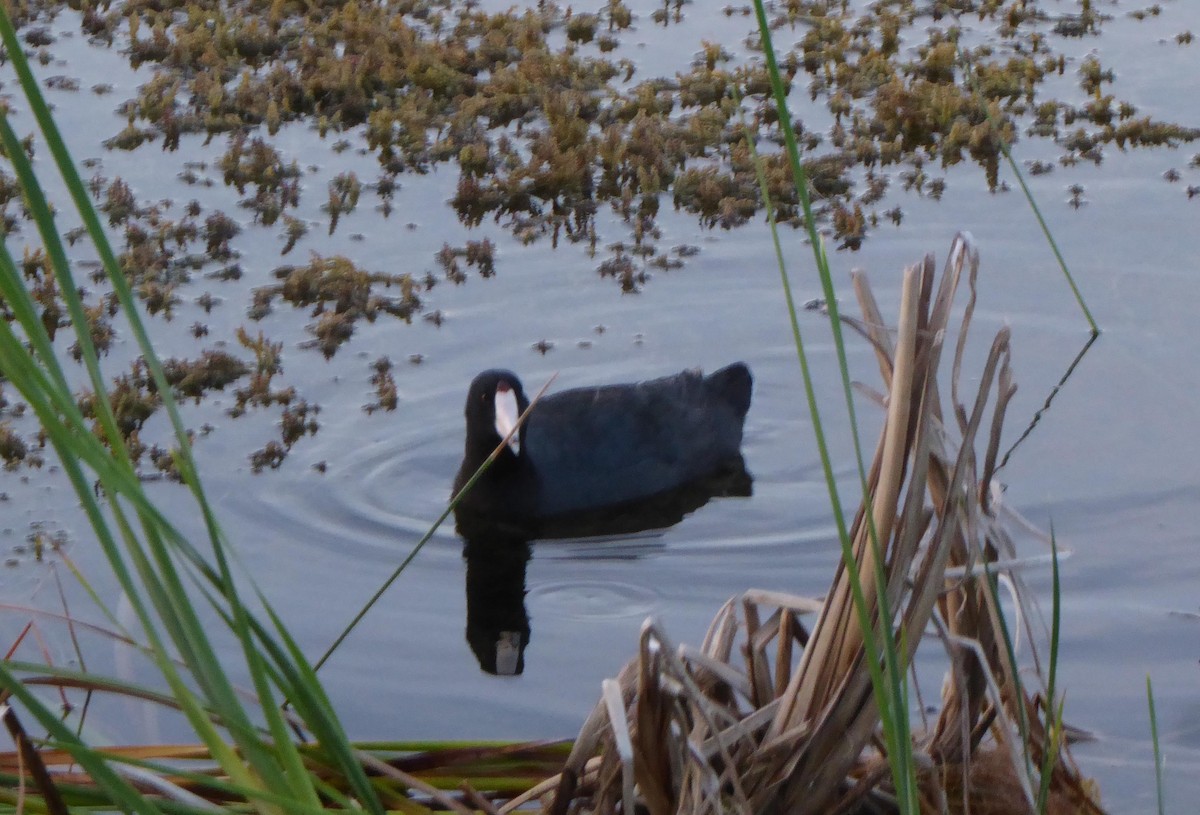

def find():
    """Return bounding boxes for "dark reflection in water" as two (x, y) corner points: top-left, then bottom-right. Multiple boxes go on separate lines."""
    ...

(461, 459), (752, 675)
(996, 331), (1098, 472)
(463, 537), (532, 676)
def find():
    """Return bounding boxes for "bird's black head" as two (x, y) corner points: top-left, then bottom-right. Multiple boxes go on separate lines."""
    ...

(462, 369), (530, 461)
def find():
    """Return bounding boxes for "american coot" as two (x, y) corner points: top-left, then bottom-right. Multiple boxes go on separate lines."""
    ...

(452, 363), (752, 537)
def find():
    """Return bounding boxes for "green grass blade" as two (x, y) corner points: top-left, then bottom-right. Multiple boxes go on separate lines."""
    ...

(750, 3), (918, 808)
(0, 12), (296, 788)
(314, 375), (553, 673)
(1036, 527), (1064, 811)
(982, 564), (1036, 784)
(0, 7), (387, 810)
(0, 660), (163, 815)
(1147, 675), (1165, 815)
(257, 603), (383, 809)
(955, 48), (1098, 333)
(0, 61), (136, 477)
(735, 89), (905, 773)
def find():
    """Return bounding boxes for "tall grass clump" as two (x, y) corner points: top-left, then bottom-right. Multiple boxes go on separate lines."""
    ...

(0, 8), (564, 813)
(0, 4), (386, 810)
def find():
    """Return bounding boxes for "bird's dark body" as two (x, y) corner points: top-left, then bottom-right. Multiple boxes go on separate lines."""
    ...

(453, 363), (752, 537)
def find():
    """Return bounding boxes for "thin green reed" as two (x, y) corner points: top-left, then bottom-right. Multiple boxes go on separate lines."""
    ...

(750, 2), (918, 809)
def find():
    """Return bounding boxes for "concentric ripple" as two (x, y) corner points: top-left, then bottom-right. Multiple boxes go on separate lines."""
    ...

(526, 579), (659, 620)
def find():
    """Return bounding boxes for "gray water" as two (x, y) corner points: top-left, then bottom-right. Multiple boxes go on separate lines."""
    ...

(2, 2), (1199, 809)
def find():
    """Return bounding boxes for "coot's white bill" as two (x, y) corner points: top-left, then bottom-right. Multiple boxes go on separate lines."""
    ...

(494, 381), (521, 455)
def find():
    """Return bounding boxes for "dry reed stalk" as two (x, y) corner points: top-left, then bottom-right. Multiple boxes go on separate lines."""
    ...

(538, 234), (1104, 815)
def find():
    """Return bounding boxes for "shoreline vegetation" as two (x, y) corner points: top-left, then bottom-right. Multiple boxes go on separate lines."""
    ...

(0, 0), (1170, 812)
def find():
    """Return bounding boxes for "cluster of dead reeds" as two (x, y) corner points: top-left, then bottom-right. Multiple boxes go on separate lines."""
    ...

(504, 236), (1104, 815)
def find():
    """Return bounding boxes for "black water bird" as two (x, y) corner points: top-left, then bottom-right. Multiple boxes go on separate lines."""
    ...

(452, 363), (752, 538)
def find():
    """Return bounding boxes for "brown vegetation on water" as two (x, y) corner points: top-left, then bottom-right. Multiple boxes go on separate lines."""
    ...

(9, 0), (1195, 271)
(1, 0), (1196, 472)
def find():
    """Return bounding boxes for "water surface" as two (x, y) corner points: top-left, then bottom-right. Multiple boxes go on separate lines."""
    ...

(1, 2), (1199, 808)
